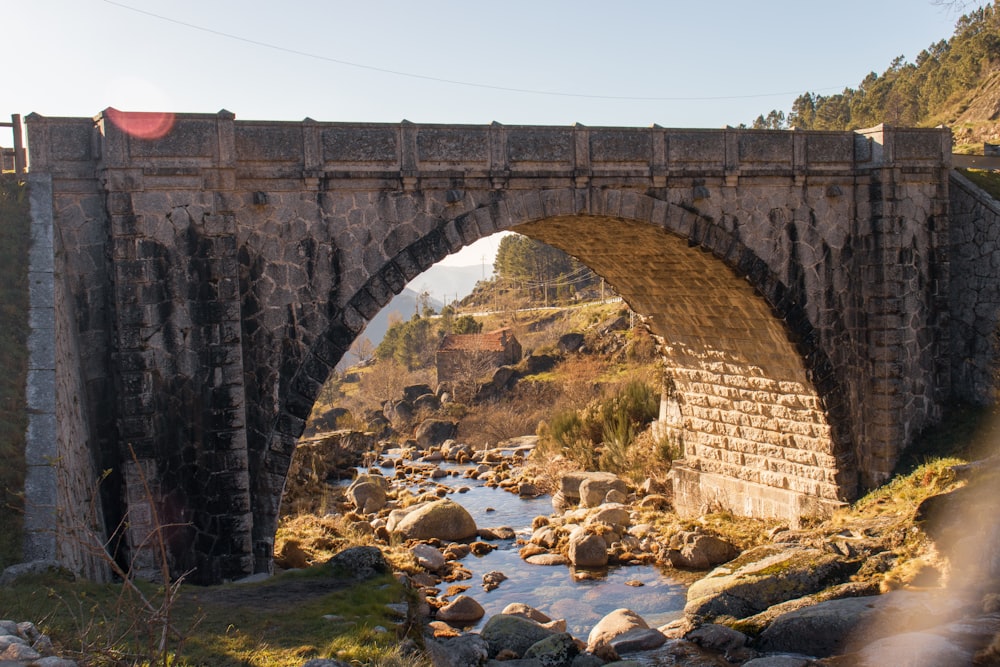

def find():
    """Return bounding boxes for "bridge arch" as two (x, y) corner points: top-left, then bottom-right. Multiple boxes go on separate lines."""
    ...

(252, 188), (859, 565)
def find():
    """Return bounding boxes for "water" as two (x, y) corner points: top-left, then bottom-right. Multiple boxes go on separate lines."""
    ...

(398, 458), (688, 638)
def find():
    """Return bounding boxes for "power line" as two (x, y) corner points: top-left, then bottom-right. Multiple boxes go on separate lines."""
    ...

(101, 0), (846, 103)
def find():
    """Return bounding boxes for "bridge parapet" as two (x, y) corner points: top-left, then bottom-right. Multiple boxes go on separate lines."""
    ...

(26, 111), (952, 189)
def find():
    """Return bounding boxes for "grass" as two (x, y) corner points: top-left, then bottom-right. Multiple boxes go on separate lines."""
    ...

(0, 563), (422, 666)
(0, 175), (30, 569)
(959, 167), (1000, 200)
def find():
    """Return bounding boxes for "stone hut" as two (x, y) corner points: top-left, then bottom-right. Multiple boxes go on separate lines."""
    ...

(436, 327), (522, 384)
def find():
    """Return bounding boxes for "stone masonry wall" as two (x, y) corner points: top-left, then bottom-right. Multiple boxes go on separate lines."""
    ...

(28, 112), (954, 580)
(949, 170), (1000, 404)
(25, 173), (108, 579)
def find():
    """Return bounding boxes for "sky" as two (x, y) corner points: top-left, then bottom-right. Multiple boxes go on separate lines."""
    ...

(5, 0), (985, 266)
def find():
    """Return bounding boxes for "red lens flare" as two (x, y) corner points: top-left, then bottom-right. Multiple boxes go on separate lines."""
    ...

(104, 108), (176, 140)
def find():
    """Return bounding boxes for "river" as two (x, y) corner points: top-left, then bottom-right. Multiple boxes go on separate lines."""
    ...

(383, 453), (689, 639)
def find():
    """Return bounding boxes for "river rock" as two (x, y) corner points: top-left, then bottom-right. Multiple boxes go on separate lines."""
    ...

(425, 633), (490, 667)
(587, 608), (649, 652)
(559, 471), (626, 506)
(667, 531), (738, 570)
(587, 504), (631, 531)
(568, 529), (608, 569)
(415, 419), (458, 448)
(502, 603), (553, 624)
(684, 545), (855, 620)
(412, 543), (446, 571)
(578, 475), (629, 508)
(483, 571), (508, 591)
(522, 631), (580, 666)
(347, 480), (387, 514)
(527, 553), (570, 566)
(609, 627), (667, 654)
(436, 594), (485, 624)
(534, 525), (563, 549)
(481, 613), (558, 658)
(391, 499), (477, 541)
(478, 526), (516, 541)
(756, 589), (974, 658)
(685, 623), (751, 662)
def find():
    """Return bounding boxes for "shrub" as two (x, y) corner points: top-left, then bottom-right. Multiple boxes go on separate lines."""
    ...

(536, 379), (659, 475)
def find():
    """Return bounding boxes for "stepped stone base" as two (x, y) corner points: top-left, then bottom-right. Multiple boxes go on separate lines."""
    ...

(669, 462), (846, 528)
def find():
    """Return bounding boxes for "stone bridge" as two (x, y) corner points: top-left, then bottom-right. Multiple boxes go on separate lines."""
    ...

(21, 109), (999, 584)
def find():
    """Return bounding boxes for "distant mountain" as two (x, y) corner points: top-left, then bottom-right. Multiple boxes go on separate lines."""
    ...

(337, 265), (490, 369)
(405, 263), (488, 308)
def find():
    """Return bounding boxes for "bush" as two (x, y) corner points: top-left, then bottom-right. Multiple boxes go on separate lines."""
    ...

(536, 379), (659, 475)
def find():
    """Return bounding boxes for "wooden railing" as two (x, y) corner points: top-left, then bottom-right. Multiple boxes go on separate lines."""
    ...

(0, 114), (26, 174)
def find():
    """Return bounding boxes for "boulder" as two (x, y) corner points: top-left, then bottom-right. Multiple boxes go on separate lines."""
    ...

(684, 545), (856, 620)
(609, 627), (667, 654)
(579, 475), (629, 508)
(346, 480), (387, 514)
(587, 504), (631, 532)
(568, 529), (608, 569)
(560, 471), (627, 507)
(587, 608), (648, 652)
(436, 594), (485, 624)
(413, 393), (442, 413)
(383, 399), (414, 424)
(557, 332), (586, 353)
(685, 624), (751, 662)
(756, 589), (973, 658)
(326, 546), (389, 580)
(502, 603), (553, 624)
(481, 613), (558, 658)
(415, 419), (458, 449)
(523, 632), (580, 666)
(391, 499), (477, 541)
(403, 383), (435, 402)
(425, 634), (490, 667)
(667, 531), (739, 570)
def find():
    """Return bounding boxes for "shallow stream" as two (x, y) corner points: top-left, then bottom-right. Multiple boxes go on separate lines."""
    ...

(394, 458), (688, 638)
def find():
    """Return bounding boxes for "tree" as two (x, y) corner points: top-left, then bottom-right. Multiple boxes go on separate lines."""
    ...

(493, 233), (600, 304)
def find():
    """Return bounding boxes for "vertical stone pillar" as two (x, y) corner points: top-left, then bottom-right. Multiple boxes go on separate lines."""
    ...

(98, 110), (253, 583)
(23, 173), (57, 562)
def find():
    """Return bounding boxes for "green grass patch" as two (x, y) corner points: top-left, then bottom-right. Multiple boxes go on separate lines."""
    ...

(0, 565), (420, 666)
(0, 175), (30, 569)
(959, 168), (1000, 201)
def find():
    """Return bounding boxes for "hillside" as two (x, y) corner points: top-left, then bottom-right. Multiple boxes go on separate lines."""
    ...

(750, 2), (1000, 152)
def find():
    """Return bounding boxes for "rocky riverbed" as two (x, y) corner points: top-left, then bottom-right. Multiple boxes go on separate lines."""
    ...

(5, 431), (1000, 666)
(275, 431), (1000, 666)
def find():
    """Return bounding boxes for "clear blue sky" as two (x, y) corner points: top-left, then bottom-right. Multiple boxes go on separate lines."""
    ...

(6, 0), (984, 264)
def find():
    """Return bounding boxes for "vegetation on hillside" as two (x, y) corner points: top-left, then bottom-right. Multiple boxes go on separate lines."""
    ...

(0, 175), (30, 569)
(750, 1), (1000, 144)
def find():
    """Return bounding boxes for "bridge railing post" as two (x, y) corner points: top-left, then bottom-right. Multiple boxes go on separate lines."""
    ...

(0, 114), (27, 174)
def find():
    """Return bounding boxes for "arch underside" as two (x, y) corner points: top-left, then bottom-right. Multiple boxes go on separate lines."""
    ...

(257, 188), (863, 567)
(514, 215), (856, 517)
